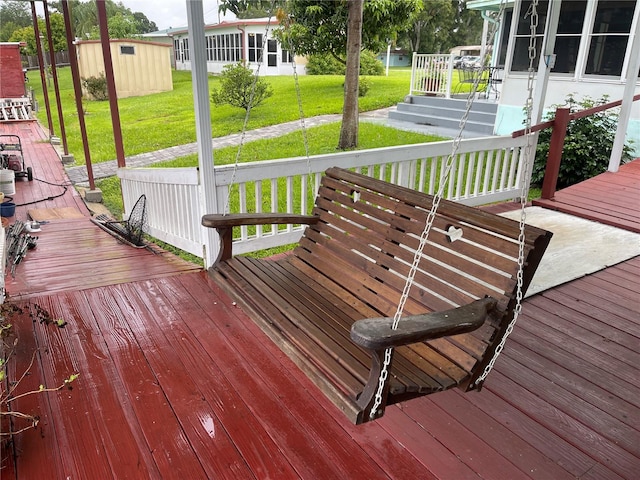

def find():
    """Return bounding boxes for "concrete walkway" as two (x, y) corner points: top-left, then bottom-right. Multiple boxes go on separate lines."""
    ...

(65, 107), (484, 185)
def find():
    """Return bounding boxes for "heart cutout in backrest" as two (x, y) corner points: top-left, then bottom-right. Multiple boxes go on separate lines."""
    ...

(446, 225), (464, 242)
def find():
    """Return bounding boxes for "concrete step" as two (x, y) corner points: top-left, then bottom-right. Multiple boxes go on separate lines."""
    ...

(395, 102), (496, 124)
(408, 95), (498, 114)
(389, 95), (497, 135)
(388, 109), (495, 135)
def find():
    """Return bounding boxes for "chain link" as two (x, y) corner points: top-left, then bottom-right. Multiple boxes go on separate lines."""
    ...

(224, 1), (277, 215)
(474, 0), (538, 387)
(287, 22), (315, 203)
(368, 1), (511, 420)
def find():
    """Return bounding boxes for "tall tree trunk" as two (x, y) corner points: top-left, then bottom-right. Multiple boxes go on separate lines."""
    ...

(338, 0), (363, 150)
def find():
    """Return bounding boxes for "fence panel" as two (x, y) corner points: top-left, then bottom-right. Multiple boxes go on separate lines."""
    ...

(118, 167), (202, 256)
(118, 135), (532, 258)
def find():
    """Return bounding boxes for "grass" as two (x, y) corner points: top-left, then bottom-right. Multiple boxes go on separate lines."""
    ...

(155, 121), (445, 168)
(29, 64), (498, 260)
(29, 68), (413, 166)
(98, 120), (445, 219)
(97, 119), (446, 261)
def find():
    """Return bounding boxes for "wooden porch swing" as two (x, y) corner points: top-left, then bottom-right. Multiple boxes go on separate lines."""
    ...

(203, 168), (551, 424)
(202, 1), (552, 424)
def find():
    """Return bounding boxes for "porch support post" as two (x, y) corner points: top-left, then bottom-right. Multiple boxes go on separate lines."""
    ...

(531, 0), (561, 125)
(43, 0), (70, 156)
(523, 0), (561, 200)
(609, 17), (640, 172)
(541, 107), (570, 200)
(30, 1), (54, 137)
(186, 0), (220, 267)
(96, 0), (126, 168)
(61, 0), (96, 191)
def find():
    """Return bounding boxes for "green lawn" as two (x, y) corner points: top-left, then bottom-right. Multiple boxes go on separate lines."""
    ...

(98, 120), (445, 218)
(29, 68), (413, 166)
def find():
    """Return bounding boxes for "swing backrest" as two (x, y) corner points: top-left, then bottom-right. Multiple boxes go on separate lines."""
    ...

(295, 167), (551, 384)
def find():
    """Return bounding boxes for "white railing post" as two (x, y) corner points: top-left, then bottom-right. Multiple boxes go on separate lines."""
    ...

(186, 1), (219, 267)
(446, 54), (454, 99)
(410, 52), (417, 95)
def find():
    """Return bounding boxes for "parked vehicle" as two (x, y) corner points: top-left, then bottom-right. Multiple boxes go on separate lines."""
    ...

(462, 56), (482, 68)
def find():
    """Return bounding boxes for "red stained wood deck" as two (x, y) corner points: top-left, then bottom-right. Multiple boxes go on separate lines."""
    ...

(1, 121), (639, 479)
(533, 159), (640, 233)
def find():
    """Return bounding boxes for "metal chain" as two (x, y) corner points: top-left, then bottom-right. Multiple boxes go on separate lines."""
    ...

(368, 0), (509, 420)
(224, 0), (277, 215)
(474, 0), (539, 386)
(286, 17), (315, 203)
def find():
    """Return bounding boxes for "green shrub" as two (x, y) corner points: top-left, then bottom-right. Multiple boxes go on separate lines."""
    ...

(81, 73), (108, 101)
(532, 94), (634, 189)
(305, 50), (383, 76)
(210, 63), (273, 111)
(358, 77), (371, 97)
(305, 53), (343, 75)
(359, 51), (384, 76)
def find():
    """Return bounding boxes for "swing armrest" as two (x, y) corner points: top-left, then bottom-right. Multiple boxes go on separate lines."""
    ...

(202, 213), (318, 228)
(350, 297), (498, 350)
(202, 213), (319, 263)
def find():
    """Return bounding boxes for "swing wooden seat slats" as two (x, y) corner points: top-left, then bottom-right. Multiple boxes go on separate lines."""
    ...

(202, 167), (552, 424)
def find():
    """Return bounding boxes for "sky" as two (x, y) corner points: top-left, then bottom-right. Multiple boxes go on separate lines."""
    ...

(120, 0), (237, 31)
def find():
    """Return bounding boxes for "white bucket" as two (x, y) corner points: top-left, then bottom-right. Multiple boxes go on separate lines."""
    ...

(0, 170), (15, 196)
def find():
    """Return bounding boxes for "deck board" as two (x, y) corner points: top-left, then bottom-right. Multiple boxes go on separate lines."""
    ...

(1, 120), (639, 479)
(533, 159), (640, 232)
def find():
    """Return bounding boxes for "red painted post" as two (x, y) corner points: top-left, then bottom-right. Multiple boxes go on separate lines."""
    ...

(61, 0), (96, 190)
(96, 0), (126, 168)
(30, 1), (54, 136)
(43, 0), (69, 155)
(541, 107), (570, 200)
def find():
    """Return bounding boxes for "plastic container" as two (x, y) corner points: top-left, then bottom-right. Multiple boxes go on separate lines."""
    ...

(1, 201), (16, 217)
(0, 169), (16, 196)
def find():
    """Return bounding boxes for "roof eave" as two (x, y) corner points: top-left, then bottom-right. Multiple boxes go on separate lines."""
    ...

(467, 0), (515, 11)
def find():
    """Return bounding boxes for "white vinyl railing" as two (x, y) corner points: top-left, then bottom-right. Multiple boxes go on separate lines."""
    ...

(410, 53), (455, 97)
(118, 134), (531, 259)
(118, 167), (202, 256)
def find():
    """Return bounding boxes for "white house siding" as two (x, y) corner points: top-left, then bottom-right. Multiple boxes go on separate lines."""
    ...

(171, 18), (305, 76)
(469, 0), (640, 154)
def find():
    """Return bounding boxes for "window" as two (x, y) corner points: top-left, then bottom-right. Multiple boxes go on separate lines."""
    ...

(206, 36), (213, 61)
(248, 33), (263, 63)
(497, 10), (512, 67)
(551, 1), (586, 74)
(207, 33), (242, 62)
(510, 0), (547, 72)
(267, 39), (277, 67)
(182, 38), (190, 61)
(281, 47), (293, 63)
(120, 45), (135, 55)
(174, 39), (180, 61)
(585, 0), (637, 76)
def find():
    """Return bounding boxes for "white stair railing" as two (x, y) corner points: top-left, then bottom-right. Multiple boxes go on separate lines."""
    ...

(410, 53), (455, 97)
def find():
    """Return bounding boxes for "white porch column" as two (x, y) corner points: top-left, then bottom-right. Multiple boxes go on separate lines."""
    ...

(531, 0), (561, 125)
(521, 0), (561, 199)
(186, 1), (220, 267)
(609, 16), (640, 172)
